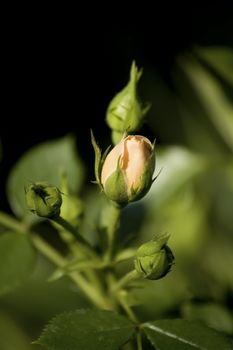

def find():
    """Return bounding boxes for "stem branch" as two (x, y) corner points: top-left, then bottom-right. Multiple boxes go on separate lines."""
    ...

(112, 270), (139, 292)
(52, 216), (98, 258)
(0, 211), (110, 309)
(0, 211), (27, 234)
(31, 235), (110, 309)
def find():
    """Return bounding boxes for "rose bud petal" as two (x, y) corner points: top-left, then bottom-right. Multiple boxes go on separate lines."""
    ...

(101, 135), (155, 205)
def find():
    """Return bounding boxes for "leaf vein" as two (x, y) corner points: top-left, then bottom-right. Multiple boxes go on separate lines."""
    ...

(144, 323), (207, 350)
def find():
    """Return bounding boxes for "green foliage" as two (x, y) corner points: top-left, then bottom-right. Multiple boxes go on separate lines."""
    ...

(195, 46), (233, 85)
(131, 272), (190, 319)
(182, 302), (233, 335)
(0, 311), (33, 350)
(142, 146), (208, 256)
(7, 136), (84, 221)
(143, 319), (233, 350)
(179, 55), (233, 151)
(36, 309), (135, 350)
(0, 233), (36, 296)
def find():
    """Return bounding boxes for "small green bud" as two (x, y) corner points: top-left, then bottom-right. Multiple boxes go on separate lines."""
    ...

(101, 135), (155, 205)
(25, 182), (62, 218)
(134, 233), (174, 280)
(106, 61), (150, 136)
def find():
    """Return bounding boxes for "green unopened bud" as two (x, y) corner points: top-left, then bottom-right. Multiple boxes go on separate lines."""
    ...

(101, 135), (155, 205)
(106, 61), (150, 136)
(134, 233), (174, 280)
(25, 182), (62, 218)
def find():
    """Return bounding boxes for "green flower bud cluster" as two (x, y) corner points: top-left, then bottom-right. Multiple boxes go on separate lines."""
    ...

(106, 61), (150, 143)
(134, 233), (174, 280)
(25, 182), (62, 218)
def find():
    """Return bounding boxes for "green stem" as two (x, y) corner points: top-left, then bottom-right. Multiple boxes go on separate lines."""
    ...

(31, 235), (110, 309)
(55, 220), (104, 296)
(112, 270), (139, 292)
(52, 216), (97, 258)
(68, 245), (104, 294)
(105, 204), (122, 262)
(0, 211), (27, 234)
(136, 332), (143, 350)
(118, 295), (142, 350)
(53, 216), (88, 244)
(0, 211), (110, 310)
(118, 294), (138, 322)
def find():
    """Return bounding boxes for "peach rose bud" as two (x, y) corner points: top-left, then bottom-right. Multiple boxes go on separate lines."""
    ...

(101, 135), (155, 205)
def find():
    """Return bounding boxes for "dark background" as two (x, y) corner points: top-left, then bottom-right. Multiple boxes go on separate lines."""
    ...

(1, 7), (233, 211)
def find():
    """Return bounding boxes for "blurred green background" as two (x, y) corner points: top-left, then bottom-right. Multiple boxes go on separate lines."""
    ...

(1, 10), (233, 349)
